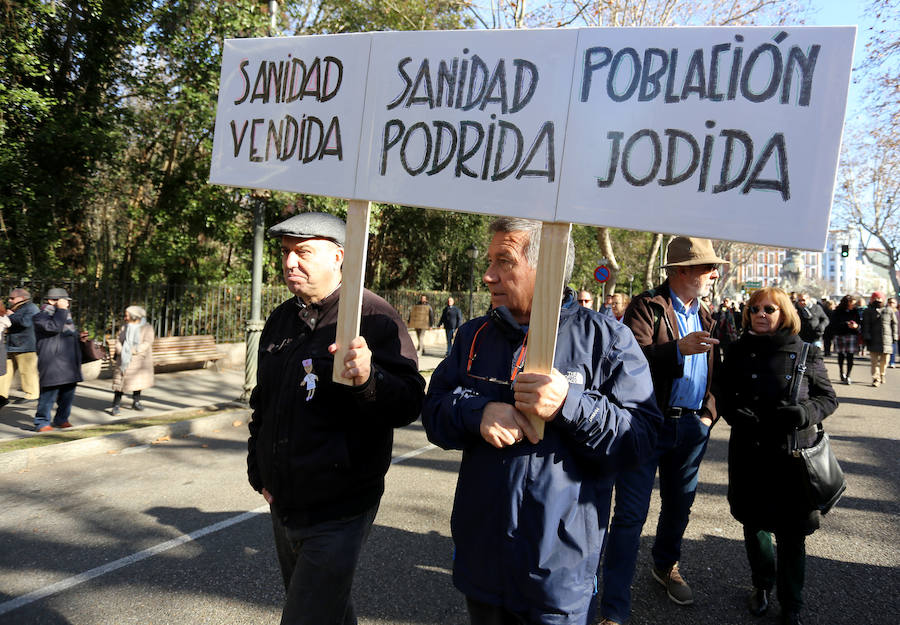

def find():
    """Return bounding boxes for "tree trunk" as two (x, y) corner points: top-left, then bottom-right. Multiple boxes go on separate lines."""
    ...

(596, 227), (620, 294)
(643, 233), (663, 288)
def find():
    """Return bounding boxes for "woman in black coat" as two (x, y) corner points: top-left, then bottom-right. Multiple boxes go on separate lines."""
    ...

(720, 287), (837, 625)
(831, 295), (861, 384)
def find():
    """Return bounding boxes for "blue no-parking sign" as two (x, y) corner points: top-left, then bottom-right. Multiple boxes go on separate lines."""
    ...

(594, 265), (610, 283)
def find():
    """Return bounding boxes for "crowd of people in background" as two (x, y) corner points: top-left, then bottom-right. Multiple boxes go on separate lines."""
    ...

(0, 288), (156, 431)
(578, 287), (899, 390)
(705, 290), (898, 389)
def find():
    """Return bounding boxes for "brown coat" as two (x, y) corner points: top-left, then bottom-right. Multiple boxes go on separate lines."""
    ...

(112, 323), (155, 392)
(408, 303), (434, 330)
(623, 280), (720, 422)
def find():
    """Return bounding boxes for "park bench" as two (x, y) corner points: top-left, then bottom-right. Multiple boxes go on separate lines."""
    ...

(106, 334), (224, 371)
(151, 335), (224, 370)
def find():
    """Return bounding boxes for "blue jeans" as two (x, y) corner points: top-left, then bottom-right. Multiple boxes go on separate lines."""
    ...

(599, 412), (710, 623)
(35, 383), (77, 428)
(271, 502), (379, 625)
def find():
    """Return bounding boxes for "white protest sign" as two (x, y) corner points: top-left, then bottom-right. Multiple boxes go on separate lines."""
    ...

(209, 34), (371, 198)
(210, 27), (855, 250)
(354, 29), (577, 221)
(557, 27), (855, 250)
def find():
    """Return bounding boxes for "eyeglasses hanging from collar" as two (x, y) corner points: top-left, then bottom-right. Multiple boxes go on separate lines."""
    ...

(466, 321), (528, 388)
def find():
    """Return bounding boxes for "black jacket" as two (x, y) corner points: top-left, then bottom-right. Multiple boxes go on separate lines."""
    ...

(830, 307), (861, 336)
(861, 303), (897, 353)
(247, 287), (425, 527)
(720, 330), (837, 533)
(438, 305), (463, 330)
(797, 302), (829, 343)
(7, 301), (39, 353)
(34, 306), (83, 388)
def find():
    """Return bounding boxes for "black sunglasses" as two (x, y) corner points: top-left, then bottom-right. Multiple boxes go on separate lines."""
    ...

(749, 305), (779, 315)
(578, 298), (592, 303)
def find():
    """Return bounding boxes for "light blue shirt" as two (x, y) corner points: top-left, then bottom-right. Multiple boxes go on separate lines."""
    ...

(669, 292), (707, 410)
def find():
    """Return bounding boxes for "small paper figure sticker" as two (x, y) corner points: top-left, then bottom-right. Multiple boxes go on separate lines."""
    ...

(300, 358), (318, 401)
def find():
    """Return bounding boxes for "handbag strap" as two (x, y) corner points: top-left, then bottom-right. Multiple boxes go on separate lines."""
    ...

(789, 342), (810, 405)
(789, 342), (811, 454)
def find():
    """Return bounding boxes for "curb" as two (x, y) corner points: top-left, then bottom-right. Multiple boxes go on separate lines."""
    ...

(0, 407), (252, 474)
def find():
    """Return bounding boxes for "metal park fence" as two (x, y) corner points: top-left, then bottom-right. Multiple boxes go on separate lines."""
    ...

(1, 280), (492, 342)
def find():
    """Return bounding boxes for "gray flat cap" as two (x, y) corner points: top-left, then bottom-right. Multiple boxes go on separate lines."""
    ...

(268, 212), (346, 246)
(45, 287), (72, 300)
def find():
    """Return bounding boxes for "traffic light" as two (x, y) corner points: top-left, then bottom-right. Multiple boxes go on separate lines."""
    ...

(840, 244), (849, 257)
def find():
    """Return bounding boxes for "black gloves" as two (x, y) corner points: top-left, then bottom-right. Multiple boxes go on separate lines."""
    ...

(774, 404), (808, 430)
(728, 407), (759, 428)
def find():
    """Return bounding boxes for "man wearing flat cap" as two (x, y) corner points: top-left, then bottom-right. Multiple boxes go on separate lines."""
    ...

(598, 237), (728, 625)
(32, 288), (84, 432)
(247, 211), (425, 625)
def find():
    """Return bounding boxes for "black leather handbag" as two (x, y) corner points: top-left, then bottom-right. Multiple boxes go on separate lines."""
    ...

(789, 342), (846, 514)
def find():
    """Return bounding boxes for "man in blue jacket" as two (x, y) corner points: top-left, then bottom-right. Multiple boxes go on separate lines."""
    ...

(422, 217), (662, 625)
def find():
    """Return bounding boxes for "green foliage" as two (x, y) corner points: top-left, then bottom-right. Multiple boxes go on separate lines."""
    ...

(0, 0), (476, 288)
(570, 226), (654, 295)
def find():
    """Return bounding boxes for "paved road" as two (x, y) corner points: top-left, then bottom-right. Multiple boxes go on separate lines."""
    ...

(0, 357), (897, 624)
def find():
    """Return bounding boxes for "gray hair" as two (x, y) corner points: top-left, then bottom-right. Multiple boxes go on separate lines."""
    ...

(9, 288), (30, 300)
(489, 217), (575, 283)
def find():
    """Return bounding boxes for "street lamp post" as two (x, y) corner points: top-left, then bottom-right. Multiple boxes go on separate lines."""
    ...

(466, 244), (479, 319)
(240, 1), (279, 402)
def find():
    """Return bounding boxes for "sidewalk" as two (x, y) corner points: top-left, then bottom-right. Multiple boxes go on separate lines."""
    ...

(0, 347), (447, 443)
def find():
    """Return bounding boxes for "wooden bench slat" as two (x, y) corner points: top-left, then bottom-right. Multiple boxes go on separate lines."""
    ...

(106, 334), (224, 370)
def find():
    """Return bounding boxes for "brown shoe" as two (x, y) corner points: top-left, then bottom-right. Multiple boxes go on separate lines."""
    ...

(652, 562), (694, 605)
(56, 422), (73, 429)
(36, 425), (53, 432)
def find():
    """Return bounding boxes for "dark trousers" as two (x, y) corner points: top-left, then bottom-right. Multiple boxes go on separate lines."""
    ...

(35, 383), (77, 428)
(271, 503), (379, 625)
(113, 389), (141, 406)
(600, 413), (710, 622)
(837, 353), (855, 377)
(743, 527), (806, 613)
(466, 597), (527, 625)
(444, 328), (456, 356)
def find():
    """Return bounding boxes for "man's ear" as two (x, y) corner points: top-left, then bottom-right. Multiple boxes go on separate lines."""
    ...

(335, 246), (345, 269)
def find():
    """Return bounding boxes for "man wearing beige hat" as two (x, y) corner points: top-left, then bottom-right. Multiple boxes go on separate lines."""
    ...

(598, 237), (727, 625)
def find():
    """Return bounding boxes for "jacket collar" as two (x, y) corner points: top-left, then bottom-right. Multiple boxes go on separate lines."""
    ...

(489, 287), (578, 341)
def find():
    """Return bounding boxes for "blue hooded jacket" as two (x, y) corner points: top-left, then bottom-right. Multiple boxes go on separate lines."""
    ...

(422, 290), (662, 624)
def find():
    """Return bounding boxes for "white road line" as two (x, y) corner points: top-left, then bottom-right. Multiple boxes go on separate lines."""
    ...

(391, 443), (436, 464)
(0, 443), (438, 615)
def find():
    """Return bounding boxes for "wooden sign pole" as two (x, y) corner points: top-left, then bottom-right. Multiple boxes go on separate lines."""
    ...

(523, 222), (572, 439)
(332, 199), (371, 386)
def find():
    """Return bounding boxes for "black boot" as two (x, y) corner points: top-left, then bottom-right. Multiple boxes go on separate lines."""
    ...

(748, 588), (769, 616)
(781, 610), (802, 625)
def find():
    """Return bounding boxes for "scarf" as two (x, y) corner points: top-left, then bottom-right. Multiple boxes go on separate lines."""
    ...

(120, 321), (144, 371)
